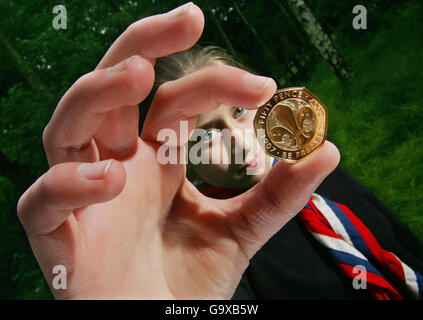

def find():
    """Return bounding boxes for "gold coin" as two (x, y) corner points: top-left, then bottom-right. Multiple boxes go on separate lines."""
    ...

(254, 87), (327, 163)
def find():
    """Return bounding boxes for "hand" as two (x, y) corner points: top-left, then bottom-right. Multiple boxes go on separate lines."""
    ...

(17, 3), (340, 299)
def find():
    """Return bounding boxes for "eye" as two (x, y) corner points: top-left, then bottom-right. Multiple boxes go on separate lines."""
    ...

(233, 107), (247, 119)
(202, 128), (218, 141)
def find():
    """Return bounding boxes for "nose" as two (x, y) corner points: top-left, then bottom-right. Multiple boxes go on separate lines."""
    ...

(228, 124), (253, 165)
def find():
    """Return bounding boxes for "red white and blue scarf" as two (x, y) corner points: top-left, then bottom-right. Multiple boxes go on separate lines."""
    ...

(198, 159), (423, 300)
(301, 193), (423, 300)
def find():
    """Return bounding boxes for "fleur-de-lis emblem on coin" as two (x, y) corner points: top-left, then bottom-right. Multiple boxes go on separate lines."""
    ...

(254, 88), (327, 163)
(269, 102), (314, 148)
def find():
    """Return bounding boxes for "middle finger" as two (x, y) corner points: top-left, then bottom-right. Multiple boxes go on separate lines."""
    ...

(95, 2), (204, 69)
(43, 56), (154, 166)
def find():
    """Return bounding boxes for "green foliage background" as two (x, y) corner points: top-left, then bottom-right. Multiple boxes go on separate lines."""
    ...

(0, 0), (422, 299)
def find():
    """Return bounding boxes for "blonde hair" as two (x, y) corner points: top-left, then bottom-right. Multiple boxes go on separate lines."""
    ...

(153, 45), (252, 89)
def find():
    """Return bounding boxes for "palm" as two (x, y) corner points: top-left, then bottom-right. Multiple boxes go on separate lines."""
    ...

(61, 138), (247, 299)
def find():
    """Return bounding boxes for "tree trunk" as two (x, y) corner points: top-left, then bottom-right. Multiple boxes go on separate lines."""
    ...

(231, 1), (287, 85)
(204, 1), (237, 58)
(0, 27), (55, 102)
(273, 0), (311, 76)
(284, 0), (352, 82)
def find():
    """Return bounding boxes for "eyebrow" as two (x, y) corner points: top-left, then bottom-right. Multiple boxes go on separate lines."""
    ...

(197, 118), (220, 130)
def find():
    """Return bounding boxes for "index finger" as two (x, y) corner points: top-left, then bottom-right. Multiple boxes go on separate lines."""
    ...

(96, 2), (204, 69)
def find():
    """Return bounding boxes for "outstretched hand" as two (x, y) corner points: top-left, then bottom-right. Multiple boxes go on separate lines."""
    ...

(17, 3), (340, 299)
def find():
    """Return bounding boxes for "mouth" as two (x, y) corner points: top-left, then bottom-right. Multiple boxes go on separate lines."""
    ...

(237, 153), (260, 172)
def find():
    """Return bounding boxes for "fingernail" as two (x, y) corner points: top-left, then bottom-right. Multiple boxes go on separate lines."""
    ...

(165, 2), (193, 18)
(78, 159), (113, 180)
(245, 74), (272, 91)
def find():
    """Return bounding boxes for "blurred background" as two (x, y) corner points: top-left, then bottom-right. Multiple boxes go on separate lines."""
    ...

(0, 0), (422, 299)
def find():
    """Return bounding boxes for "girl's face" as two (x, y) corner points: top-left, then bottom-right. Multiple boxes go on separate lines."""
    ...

(188, 104), (272, 189)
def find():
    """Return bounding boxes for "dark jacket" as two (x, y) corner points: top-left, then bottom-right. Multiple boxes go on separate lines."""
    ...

(231, 165), (423, 299)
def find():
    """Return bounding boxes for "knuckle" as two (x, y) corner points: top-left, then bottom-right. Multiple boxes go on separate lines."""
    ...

(123, 21), (145, 52)
(42, 124), (51, 148)
(16, 172), (50, 226)
(261, 177), (285, 217)
(153, 82), (172, 105)
(114, 60), (154, 104)
(203, 64), (226, 82)
(121, 69), (143, 94)
(211, 63), (227, 74)
(72, 72), (94, 96)
(67, 72), (95, 102)
(16, 190), (29, 223)
(38, 167), (60, 204)
(124, 20), (138, 36)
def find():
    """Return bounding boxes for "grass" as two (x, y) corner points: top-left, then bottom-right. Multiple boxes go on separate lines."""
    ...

(304, 3), (423, 240)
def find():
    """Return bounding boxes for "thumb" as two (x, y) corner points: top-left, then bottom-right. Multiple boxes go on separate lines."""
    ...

(224, 141), (340, 258)
(17, 159), (126, 297)
(18, 159), (126, 236)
